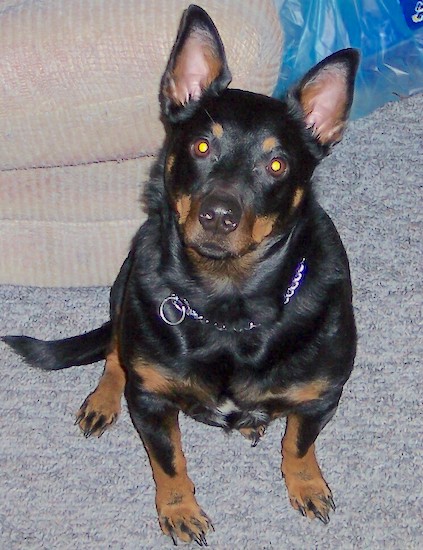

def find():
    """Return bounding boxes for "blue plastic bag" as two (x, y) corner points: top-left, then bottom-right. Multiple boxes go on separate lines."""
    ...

(273, 0), (423, 118)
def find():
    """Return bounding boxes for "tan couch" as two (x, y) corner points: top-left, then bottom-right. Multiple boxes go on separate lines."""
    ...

(0, 0), (283, 287)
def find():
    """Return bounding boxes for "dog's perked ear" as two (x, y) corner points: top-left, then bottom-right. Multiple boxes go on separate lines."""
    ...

(160, 4), (232, 122)
(293, 49), (360, 150)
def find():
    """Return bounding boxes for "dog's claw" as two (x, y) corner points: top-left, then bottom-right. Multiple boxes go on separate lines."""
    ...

(312, 506), (330, 525)
(201, 511), (214, 532)
(298, 505), (307, 517)
(170, 533), (178, 546)
(160, 505), (213, 546)
(328, 495), (336, 511)
(194, 532), (208, 546)
(251, 435), (260, 447)
(74, 409), (85, 426)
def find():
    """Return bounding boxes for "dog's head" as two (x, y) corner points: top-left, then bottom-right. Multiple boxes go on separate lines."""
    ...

(159, 5), (359, 263)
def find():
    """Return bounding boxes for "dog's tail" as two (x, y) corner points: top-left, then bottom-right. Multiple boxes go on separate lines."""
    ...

(2, 322), (112, 371)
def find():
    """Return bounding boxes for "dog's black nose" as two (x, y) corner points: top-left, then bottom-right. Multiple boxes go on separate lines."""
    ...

(199, 192), (242, 235)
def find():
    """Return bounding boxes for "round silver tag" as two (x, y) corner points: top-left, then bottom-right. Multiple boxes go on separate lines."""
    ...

(159, 295), (186, 325)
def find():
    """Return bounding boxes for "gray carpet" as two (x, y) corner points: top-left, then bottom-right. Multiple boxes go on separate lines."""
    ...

(1, 94), (422, 550)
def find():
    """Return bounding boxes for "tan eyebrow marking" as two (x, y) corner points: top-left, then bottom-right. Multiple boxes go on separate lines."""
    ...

(212, 123), (224, 138)
(262, 137), (278, 153)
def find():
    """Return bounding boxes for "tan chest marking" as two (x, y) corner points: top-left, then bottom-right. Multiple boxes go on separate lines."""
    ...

(135, 364), (173, 394)
(134, 361), (212, 404)
(238, 378), (330, 406)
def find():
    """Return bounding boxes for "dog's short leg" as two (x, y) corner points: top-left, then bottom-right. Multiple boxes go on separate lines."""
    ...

(281, 411), (337, 524)
(76, 345), (125, 437)
(126, 392), (213, 546)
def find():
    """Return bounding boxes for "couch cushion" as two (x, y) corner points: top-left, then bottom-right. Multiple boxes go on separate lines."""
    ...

(0, 157), (152, 286)
(0, 0), (283, 286)
(0, 0), (283, 169)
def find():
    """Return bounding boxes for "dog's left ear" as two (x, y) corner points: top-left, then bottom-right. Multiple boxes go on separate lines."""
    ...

(294, 49), (360, 149)
(160, 5), (232, 121)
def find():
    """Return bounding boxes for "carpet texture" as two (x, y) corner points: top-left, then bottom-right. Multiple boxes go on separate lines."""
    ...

(0, 95), (421, 549)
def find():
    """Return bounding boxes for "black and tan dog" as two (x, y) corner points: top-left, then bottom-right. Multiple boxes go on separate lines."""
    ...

(4, 5), (359, 546)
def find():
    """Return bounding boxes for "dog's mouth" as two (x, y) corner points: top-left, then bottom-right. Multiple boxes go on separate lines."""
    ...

(188, 241), (241, 260)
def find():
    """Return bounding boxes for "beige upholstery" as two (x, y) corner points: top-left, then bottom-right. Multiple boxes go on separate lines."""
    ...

(0, 0), (283, 286)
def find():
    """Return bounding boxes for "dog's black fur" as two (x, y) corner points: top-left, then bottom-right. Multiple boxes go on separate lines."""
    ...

(4, 5), (359, 546)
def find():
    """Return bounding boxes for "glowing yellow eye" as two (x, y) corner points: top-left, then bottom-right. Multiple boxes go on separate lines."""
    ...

(271, 159), (282, 172)
(267, 157), (287, 177)
(198, 141), (209, 153)
(192, 139), (210, 157)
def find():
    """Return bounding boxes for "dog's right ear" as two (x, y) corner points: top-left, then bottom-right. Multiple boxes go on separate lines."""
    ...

(160, 4), (232, 122)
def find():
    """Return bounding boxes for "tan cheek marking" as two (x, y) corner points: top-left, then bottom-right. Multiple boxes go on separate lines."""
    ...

(262, 137), (278, 153)
(212, 123), (223, 138)
(175, 195), (192, 225)
(166, 154), (176, 174)
(292, 187), (305, 209)
(282, 379), (329, 405)
(252, 215), (277, 243)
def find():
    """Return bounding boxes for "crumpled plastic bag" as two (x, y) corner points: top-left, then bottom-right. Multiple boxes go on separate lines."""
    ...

(274, 0), (423, 118)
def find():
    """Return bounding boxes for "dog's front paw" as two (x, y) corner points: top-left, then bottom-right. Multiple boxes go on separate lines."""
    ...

(75, 390), (121, 438)
(284, 473), (335, 524)
(157, 496), (214, 546)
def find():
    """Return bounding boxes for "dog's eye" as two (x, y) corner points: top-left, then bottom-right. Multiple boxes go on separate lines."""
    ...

(191, 139), (210, 158)
(267, 157), (287, 177)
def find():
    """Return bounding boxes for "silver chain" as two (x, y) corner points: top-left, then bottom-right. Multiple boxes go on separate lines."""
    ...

(159, 258), (306, 332)
(283, 257), (306, 304)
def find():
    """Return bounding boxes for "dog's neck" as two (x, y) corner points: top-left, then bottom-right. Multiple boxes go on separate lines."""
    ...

(184, 222), (301, 297)
(185, 246), (262, 294)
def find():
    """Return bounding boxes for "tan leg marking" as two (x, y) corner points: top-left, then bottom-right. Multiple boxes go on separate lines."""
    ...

(146, 411), (213, 545)
(282, 379), (329, 405)
(134, 364), (173, 394)
(281, 414), (334, 523)
(76, 346), (125, 437)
